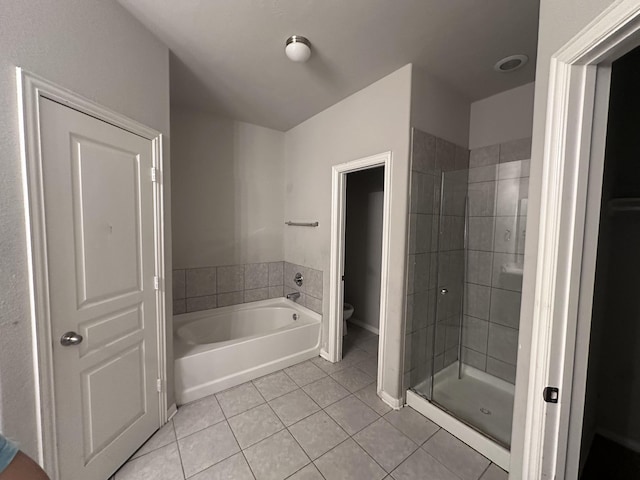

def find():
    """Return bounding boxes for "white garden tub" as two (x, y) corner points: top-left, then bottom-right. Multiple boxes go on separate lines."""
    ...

(174, 297), (321, 404)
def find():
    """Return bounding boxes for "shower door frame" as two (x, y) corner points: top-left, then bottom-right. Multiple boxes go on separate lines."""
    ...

(518, 2), (640, 479)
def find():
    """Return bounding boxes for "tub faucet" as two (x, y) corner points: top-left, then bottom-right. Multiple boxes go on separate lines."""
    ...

(286, 292), (301, 301)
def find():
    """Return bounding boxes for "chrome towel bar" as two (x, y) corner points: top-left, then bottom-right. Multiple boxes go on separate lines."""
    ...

(285, 221), (319, 227)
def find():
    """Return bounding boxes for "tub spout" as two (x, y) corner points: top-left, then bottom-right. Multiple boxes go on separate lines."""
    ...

(286, 292), (301, 301)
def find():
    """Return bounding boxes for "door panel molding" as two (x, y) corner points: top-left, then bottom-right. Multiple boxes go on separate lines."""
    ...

(16, 68), (168, 479)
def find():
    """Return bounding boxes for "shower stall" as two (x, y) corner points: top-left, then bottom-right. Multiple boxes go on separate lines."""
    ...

(405, 128), (529, 468)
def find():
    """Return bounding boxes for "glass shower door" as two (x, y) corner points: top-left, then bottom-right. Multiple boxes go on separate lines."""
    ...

(430, 168), (467, 394)
(428, 167), (515, 449)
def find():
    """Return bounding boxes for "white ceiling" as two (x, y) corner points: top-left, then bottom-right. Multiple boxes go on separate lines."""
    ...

(119, 0), (539, 131)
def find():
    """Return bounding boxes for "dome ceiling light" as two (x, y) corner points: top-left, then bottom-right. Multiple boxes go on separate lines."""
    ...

(285, 35), (311, 62)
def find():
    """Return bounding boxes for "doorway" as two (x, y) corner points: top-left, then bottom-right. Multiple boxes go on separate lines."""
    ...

(328, 151), (392, 405)
(342, 167), (385, 368)
(519, 3), (640, 479)
(574, 45), (640, 480)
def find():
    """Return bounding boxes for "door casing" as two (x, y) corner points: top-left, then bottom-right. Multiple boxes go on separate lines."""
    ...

(16, 68), (169, 479)
(515, 2), (640, 478)
(327, 151), (395, 407)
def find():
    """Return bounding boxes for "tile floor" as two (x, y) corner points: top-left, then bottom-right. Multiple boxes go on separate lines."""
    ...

(115, 324), (508, 480)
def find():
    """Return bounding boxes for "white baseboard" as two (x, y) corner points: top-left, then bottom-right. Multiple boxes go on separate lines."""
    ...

(379, 389), (402, 410)
(167, 403), (178, 421)
(597, 427), (640, 454)
(348, 318), (379, 335)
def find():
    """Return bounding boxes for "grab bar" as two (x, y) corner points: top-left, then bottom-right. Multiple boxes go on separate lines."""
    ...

(285, 221), (319, 227)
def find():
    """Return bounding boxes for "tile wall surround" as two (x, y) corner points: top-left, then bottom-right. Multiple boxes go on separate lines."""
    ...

(283, 262), (324, 315)
(172, 261), (323, 316)
(405, 131), (531, 391)
(405, 128), (469, 391)
(463, 137), (531, 384)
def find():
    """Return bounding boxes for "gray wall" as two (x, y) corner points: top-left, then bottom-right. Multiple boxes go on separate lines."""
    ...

(344, 168), (385, 332)
(462, 138), (532, 384)
(171, 109), (285, 269)
(0, 0), (170, 459)
(284, 64), (413, 400)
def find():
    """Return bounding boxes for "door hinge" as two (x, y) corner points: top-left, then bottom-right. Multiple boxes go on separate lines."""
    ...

(156, 378), (162, 393)
(154, 276), (159, 290)
(151, 167), (159, 183)
(543, 386), (559, 404)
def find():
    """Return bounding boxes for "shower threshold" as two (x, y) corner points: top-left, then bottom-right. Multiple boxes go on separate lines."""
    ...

(407, 362), (513, 470)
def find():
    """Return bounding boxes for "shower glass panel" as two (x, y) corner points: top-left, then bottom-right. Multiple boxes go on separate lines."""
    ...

(407, 128), (530, 456)
(410, 166), (522, 450)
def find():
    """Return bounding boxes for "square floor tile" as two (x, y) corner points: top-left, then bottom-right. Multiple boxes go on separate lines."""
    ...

(324, 395), (379, 435)
(177, 421), (240, 478)
(423, 430), (490, 480)
(131, 421), (176, 459)
(480, 464), (508, 480)
(269, 389), (320, 426)
(252, 371), (298, 401)
(384, 407), (439, 445)
(311, 356), (348, 375)
(315, 438), (386, 480)
(285, 361), (327, 387)
(243, 429), (310, 480)
(188, 452), (254, 480)
(216, 382), (265, 418)
(355, 357), (378, 378)
(228, 403), (284, 449)
(289, 411), (349, 460)
(341, 347), (371, 367)
(353, 418), (418, 472)
(330, 367), (375, 393)
(353, 384), (392, 416)
(116, 442), (183, 480)
(302, 376), (350, 408)
(287, 463), (324, 479)
(391, 448), (458, 480)
(173, 394), (225, 439)
(359, 337), (380, 355)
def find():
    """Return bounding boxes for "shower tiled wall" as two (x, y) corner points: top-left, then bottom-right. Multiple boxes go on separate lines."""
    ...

(282, 262), (324, 315)
(172, 262), (285, 314)
(404, 128), (469, 391)
(462, 137), (531, 384)
(172, 261), (323, 316)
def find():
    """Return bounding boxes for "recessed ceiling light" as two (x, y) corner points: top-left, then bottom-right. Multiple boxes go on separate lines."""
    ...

(494, 54), (528, 73)
(285, 35), (311, 62)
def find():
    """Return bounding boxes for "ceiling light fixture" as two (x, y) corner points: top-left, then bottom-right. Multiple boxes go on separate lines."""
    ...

(285, 35), (311, 63)
(494, 54), (528, 73)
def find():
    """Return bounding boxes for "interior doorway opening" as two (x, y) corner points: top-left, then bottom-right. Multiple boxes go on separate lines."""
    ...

(341, 166), (385, 375)
(576, 44), (640, 480)
(327, 151), (393, 405)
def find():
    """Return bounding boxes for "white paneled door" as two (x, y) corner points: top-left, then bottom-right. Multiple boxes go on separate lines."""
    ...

(39, 97), (160, 480)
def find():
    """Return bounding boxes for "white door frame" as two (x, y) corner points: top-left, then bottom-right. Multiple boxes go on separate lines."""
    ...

(16, 68), (169, 478)
(327, 151), (393, 404)
(521, 2), (640, 478)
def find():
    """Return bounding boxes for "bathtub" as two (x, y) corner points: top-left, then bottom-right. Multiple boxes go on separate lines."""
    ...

(174, 297), (321, 404)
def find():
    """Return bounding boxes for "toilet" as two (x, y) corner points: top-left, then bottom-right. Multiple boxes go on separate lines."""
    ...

(343, 303), (354, 336)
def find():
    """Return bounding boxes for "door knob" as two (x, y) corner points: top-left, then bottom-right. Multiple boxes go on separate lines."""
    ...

(60, 331), (83, 346)
(440, 288), (448, 295)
